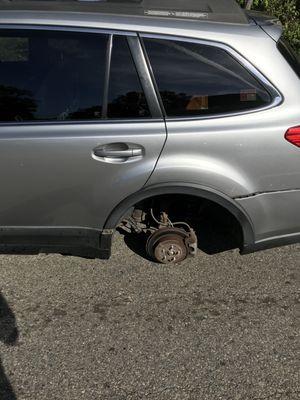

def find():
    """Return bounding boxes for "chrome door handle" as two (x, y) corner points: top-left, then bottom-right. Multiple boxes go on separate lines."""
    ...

(93, 143), (144, 162)
(94, 148), (142, 158)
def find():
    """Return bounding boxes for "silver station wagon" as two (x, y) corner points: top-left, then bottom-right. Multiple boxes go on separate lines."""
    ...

(0, 0), (299, 264)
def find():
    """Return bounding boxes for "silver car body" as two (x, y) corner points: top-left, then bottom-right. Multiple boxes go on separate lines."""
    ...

(0, 1), (299, 257)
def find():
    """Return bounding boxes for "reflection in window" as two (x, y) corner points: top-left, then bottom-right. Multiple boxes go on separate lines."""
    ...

(0, 30), (108, 122)
(0, 37), (28, 62)
(143, 38), (272, 117)
(0, 30), (151, 123)
(107, 35), (150, 119)
(0, 86), (36, 121)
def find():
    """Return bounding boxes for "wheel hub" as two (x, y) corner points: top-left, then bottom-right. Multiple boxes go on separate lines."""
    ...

(146, 227), (197, 264)
(154, 236), (187, 264)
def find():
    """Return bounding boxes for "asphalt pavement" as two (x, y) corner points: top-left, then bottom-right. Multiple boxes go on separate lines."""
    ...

(0, 233), (299, 400)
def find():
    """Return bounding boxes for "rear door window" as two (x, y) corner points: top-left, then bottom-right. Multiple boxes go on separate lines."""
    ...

(0, 29), (108, 122)
(143, 37), (272, 118)
(0, 29), (151, 123)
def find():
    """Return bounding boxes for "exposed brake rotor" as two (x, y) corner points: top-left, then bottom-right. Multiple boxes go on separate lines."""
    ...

(146, 227), (197, 264)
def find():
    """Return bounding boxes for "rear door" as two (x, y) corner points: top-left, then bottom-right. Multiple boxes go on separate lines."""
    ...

(0, 27), (165, 230)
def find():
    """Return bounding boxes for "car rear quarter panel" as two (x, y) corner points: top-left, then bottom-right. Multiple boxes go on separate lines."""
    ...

(236, 189), (300, 242)
(147, 103), (300, 197)
(145, 30), (300, 242)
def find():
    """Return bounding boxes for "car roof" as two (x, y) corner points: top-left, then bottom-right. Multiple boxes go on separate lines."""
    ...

(0, 0), (250, 25)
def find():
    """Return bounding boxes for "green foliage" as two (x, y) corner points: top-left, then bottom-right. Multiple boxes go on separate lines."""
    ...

(237, 0), (300, 53)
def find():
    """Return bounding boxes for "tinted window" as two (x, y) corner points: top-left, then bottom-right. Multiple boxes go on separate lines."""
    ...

(107, 35), (150, 119)
(0, 29), (108, 122)
(143, 38), (272, 117)
(278, 38), (300, 79)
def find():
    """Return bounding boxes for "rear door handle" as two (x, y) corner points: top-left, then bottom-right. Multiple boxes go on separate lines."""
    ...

(93, 143), (144, 162)
(94, 148), (142, 158)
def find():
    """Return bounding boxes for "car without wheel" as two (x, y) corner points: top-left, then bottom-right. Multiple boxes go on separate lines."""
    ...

(0, 0), (299, 264)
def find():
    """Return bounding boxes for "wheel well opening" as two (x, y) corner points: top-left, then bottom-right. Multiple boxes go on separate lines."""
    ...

(118, 193), (244, 257)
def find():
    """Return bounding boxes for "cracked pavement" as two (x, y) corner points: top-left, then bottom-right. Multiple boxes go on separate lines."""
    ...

(0, 234), (299, 399)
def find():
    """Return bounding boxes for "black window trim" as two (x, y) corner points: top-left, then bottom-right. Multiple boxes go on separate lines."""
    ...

(0, 24), (163, 127)
(277, 37), (300, 80)
(139, 33), (283, 121)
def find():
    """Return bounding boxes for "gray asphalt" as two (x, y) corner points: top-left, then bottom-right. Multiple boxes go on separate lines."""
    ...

(0, 234), (299, 400)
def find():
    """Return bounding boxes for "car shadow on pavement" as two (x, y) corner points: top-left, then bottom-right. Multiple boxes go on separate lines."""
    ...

(0, 292), (18, 400)
(122, 231), (153, 261)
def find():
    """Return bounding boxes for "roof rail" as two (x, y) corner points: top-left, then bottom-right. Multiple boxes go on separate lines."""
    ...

(0, 0), (250, 25)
